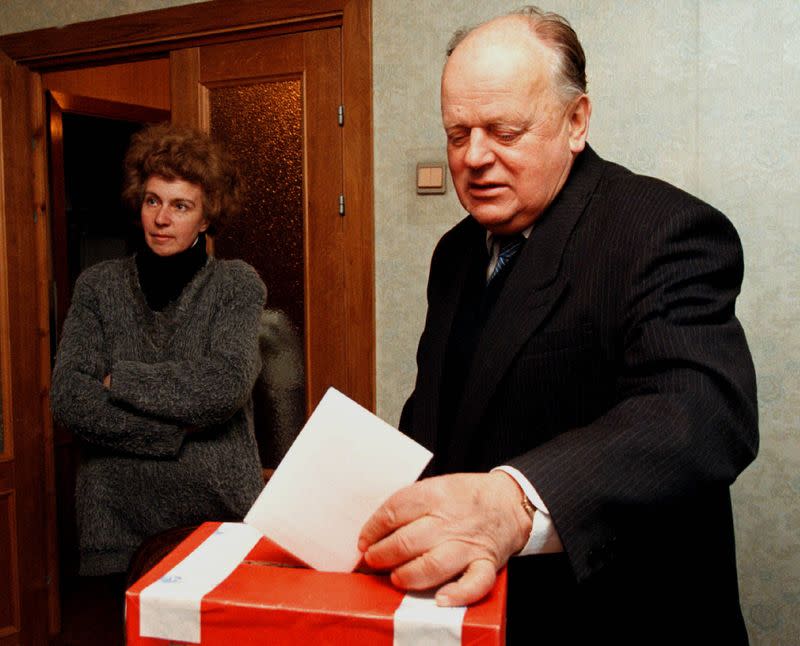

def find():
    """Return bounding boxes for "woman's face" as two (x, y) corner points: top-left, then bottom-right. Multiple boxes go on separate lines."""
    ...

(140, 175), (208, 256)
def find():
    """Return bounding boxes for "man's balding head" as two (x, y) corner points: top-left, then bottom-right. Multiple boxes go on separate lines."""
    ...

(447, 7), (586, 107)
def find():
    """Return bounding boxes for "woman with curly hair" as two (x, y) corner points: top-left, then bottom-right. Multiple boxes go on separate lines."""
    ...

(51, 122), (266, 578)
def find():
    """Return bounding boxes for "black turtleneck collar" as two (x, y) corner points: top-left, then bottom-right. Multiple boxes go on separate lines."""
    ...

(135, 232), (208, 311)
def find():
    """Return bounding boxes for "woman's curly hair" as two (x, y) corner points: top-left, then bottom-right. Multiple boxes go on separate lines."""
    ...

(122, 122), (243, 235)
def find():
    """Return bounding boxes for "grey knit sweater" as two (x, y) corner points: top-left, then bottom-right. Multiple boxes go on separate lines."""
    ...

(51, 255), (266, 575)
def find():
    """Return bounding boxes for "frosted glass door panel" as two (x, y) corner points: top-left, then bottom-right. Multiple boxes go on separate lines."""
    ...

(210, 80), (305, 340)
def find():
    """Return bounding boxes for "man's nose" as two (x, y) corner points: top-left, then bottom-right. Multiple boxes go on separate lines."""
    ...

(464, 129), (494, 168)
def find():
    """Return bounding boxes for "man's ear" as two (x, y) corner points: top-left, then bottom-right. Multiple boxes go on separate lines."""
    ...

(568, 94), (591, 154)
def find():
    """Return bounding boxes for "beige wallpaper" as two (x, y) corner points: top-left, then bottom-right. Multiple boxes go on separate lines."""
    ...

(2, 1), (798, 643)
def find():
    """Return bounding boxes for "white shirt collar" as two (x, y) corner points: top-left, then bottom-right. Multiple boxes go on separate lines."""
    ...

(485, 224), (534, 253)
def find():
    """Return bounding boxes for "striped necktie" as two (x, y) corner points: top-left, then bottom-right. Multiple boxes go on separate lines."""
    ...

(487, 234), (525, 283)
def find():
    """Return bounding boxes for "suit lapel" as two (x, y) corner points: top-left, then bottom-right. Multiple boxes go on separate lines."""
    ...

(446, 146), (606, 467)
(410, 220), (485, 455)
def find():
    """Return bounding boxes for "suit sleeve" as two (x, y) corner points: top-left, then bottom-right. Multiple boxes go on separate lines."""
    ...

(507, 202), (758, 582)
(51, 272), (186, 458)
(107, 263), (266, 427)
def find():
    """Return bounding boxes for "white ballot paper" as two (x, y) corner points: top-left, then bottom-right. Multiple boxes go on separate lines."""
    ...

(244, 387), (433, 572)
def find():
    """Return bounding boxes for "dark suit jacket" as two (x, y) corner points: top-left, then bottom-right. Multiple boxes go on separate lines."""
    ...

(401, 146), (758, 644)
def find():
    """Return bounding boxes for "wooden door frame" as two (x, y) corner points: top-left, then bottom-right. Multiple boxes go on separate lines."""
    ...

(0, 51), (51, 645)
(0, 0), (376, 411)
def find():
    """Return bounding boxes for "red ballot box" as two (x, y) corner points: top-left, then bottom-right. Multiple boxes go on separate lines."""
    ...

(126, 522), (507, 645)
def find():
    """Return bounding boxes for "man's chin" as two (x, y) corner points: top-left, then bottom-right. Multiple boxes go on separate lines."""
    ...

(469, 210), (519, 234)
(468, 205), (541, 235)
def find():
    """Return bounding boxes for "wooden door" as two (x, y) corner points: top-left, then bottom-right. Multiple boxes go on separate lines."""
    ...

(0, 51), (50, 646)
(172, 28), (351, 414)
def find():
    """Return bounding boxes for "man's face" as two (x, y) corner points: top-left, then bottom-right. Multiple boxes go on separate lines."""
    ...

(441, 22), (587, 234)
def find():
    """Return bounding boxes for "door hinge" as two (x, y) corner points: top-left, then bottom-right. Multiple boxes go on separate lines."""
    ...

(338, 194), (345, 216)
(338, 105), (344, 127)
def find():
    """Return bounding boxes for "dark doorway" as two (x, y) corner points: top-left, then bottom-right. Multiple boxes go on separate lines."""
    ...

(60, 113), (142, 297)
(53, 111), (145, 576)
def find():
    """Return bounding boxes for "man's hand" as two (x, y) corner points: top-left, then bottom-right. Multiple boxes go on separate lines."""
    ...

(358, 471), (533, 607)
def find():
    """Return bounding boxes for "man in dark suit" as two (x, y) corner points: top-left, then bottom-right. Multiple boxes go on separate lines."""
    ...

(359, 6), (758, 643)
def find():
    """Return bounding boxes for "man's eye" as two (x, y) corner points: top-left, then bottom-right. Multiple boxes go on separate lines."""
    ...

(144, 196), (159, 206)
(448, 132), (469, 146)
(175, 202), (188, 211)
(494, 130), (520, 143)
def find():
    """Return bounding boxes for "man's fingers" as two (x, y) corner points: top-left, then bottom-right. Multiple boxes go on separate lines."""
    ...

(358, 482), (434, 551)
(389, 541), (472, 591)
(434, 558), (497, 607)
(362, 515), (439, 569)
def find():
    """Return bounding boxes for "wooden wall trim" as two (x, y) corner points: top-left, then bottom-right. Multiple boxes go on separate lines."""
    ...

(0, 0), (347, 70)
(170, 48), (204, 129)
(342, 0), (375, 407)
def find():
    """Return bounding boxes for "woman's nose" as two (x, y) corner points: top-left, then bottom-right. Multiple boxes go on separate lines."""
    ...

(153, 205), (171, 225)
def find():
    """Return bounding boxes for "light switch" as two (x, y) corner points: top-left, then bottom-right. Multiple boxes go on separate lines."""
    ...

(416, 162), (446, 194)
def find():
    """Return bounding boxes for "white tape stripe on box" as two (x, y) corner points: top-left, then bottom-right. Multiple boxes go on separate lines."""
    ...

(139, 522), (261, 643)
(393, 592), (467, 646)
